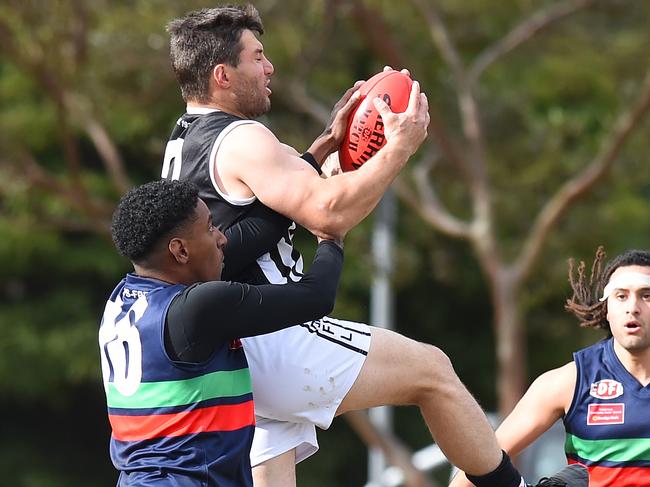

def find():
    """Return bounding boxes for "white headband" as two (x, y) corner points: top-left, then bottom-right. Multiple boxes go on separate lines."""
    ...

(599, 271), (650, 302)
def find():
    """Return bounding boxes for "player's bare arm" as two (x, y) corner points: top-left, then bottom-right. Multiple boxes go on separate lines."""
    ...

(496, 363), (576, 457)
(216, 81), (429, 238)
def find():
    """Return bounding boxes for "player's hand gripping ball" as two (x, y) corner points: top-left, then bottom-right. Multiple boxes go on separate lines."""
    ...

(338, 69), (413, 172)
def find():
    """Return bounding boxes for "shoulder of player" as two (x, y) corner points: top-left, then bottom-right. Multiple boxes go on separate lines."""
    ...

(217, 122), (285, 165)
(219, 123), (316, 177)
(528, 362), (576, 411)
(221, 121), (279, 147)
(534, 362), (576, 388)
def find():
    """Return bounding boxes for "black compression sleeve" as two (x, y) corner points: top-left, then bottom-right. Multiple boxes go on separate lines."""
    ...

(165, 241), (343, 363)
(222, 203), (290, 280)
(301, 151), (322, 175)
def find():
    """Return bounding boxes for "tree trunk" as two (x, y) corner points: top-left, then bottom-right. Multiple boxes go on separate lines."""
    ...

(492, 275), (527, 418)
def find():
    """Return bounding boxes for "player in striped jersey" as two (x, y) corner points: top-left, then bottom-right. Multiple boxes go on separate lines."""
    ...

(450, 248), (650, 487)
(100, 180), (345, 486)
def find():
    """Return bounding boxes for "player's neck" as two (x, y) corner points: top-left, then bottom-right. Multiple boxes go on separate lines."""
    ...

(186, 101), (252, 120)
(187, 101), (222, 112)
(187, 96), (246, 119)
(132, 263), (182, 286)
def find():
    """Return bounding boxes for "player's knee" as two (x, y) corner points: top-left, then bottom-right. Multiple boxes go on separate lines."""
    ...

(409, 343), (461, 404)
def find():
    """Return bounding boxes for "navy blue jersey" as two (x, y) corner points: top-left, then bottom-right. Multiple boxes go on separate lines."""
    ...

(563, 337), (650, 486)
(99, 274), (254, 487)
(99, 242), (343, 485)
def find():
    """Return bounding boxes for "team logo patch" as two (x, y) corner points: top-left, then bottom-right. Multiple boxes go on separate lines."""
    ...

(587, 403), (624, 425)
(589, 379), (624, 399)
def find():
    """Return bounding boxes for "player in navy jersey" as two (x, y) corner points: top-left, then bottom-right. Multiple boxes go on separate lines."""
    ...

(450, 247), (650, 487)
(163, 5), (587, 487)
(100, 179), (345, 486)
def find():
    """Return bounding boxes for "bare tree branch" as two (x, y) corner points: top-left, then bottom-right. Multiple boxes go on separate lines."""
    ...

(344, 411), (438, 487)
(393, 156), (472, 240)
(0, 13), (131, 196)
(469, 0), (597, 84)
(513, 69), (650, 283)
(409, 0), (488, 188)
(410, 0), (496, 278)
(276, 0), (481, 236)
(342, 0), (478, 183)
(409, 0), (463, 83)
(63, 93), (132, 194)
(273, 74), (332, 125)
(424, 108), (478, 188)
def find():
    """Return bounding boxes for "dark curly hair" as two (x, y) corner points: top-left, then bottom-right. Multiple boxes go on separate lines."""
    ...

(565, 247), (650, 332)
(111, 179), (200, 263)
(167, 4), (264, 103)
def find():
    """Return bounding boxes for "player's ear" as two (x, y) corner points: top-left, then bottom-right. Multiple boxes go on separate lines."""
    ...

(213, 64), (230, 88)
(169, 238), (190, 264)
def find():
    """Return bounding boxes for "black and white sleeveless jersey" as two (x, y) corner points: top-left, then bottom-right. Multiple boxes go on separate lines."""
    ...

(161, 109), (305, 285)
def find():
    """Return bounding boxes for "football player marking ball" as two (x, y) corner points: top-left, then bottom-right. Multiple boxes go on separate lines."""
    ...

(339, 70), (413, 172)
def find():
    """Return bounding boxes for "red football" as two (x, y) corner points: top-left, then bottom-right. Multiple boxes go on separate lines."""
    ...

(339, 70), (413, 172)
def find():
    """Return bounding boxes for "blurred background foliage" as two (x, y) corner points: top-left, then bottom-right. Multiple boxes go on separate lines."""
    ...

(0, 0), (649, 485)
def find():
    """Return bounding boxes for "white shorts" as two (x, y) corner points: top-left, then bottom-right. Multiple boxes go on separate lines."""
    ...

(241, 316), (371, 466)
